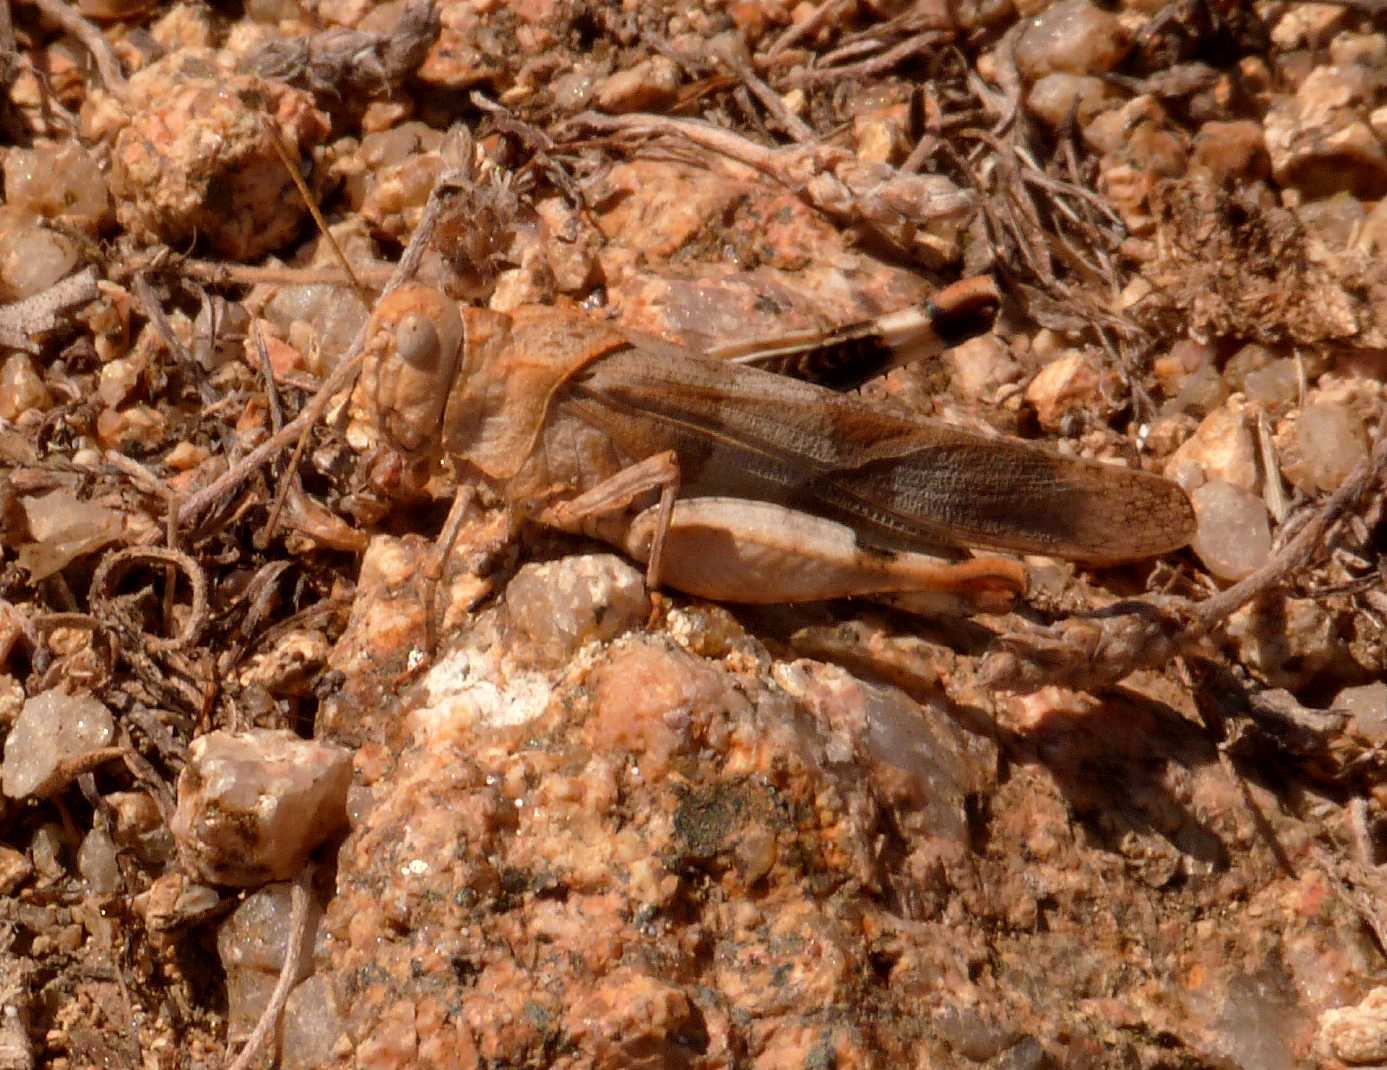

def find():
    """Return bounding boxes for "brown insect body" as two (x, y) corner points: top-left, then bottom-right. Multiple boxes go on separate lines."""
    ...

(362, 283), (1195, 609)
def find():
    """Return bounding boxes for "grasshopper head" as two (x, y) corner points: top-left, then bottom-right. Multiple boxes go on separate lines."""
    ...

(361, 286), (465, 455)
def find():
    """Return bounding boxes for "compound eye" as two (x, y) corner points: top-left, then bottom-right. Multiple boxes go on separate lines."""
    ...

(394, 313), (441, 372)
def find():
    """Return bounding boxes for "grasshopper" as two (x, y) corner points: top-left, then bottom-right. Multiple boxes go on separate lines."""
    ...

(358, 277), (1195, 612)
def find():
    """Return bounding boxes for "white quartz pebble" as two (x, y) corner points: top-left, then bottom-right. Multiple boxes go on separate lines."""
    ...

(1, 690), (115, 799)
(1190, 480), (1272, 581)
(171, 729), (352, 886)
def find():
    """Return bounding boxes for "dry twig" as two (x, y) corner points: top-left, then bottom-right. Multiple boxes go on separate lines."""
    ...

(251, 321), (287, 434)
(130, 274), (219, 406)
(248, 0), (438, 100)
(261, 115), (369, 307)
(24, 0), (125, 93)
(558, 111), (974, 261)
(720, 50), (815, 143)
(171, 259), (394, 289)
(0, 267), (98, 353)
(786, 31), (949, 88)
(1188, 427), (1387, 633)
(763, 0), (850, 59)
(224, 868), (315, 1070)
(983, 425), (1387, 693)
(89, 546), (210, 653)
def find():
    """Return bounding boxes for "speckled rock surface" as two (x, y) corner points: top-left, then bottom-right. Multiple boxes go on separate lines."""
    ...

(324, 598), (997, 1067)
(303, 554), (1375, 1068)
(105, 51), (331, 259)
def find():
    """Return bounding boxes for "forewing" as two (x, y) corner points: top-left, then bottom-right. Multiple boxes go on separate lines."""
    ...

(576, 348), (1194, 563)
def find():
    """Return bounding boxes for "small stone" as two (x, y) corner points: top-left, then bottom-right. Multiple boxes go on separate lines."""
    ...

(1027, 73), (1111, 130)
(227, 971), (292, 1043)
(489, 249), (554, 313)
(171, 729), (353, 886)
(1336, 682), (1387, 745)
(356, 122), (442, 174)
(282, 974), (348, 1070)
(1330, 31), (1387, 69)
(1223, 343), (1276, 393)
(853, 109), (907, 165)
(593, 157), (765, 275)
(0, 209), (80, 301)
(504, 554), (649, 670)
(150, 3), (216, 49)
(1, 689), (116, 799)
(1319, 986), (1387, 1065)
(358, 153), (446, 243)
(0, 353), (52, 421)
(1371, 105), (1387, 145)
(238, 629), (333, 696)
(16, 488), (123, 582)
(1167, 399), (1258, 491)
(1242, 361), (1298, 406)
(107, 790), (174, 864)
(78, 827), (122, 894)
(1125, 123), (1189, 180)
(218, 880), (322, 972)
(30, 823), (67, 881)
(584, 640), (728, 780)
(94, 403), (168, 452)
(3, 143), (111, 231)
(535, 197), (599, 295)
(261, 279), (372, 371)
(1226, 597), (1338, 690)
(416, 19), (506, 89)
(949, 334), (1021, 400)
(0, 845), (33, 894)
(164, 441), (210, 471)
(1264, 68), (1387, 199)
(144, 872), (223, 932)
(1357, 195), (1387, 255)
(563, 968), (700, 1068)
(1024, 352), (1101, 430)
(1098, 119), (1187, 230)
(593, 55), (681, 114)
(1081, 105), (1129, 157)
(0, 430), (36, 464)
(1298, 191), (1367, 249)
(1190, 479), (1272, 581)
(244, 0), (304, 22)
(1163, 360), (1227, 417)
(98, 355), (143, 407)
(260, 333), (309, 379)
(1294, 403), (1368, 492)
(0, 675), (21, 727)
(1014, 0), (1130, 81)
(1189, 120), (1270, 183)
(774, 660), (988, 843)
(1271, 3), (1348, 50)
(550, 67), (598, 113)
(193, 297), (251, 372)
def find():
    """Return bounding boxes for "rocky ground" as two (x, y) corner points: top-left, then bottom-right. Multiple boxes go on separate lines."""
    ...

(0, 0), (1385, 1067)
